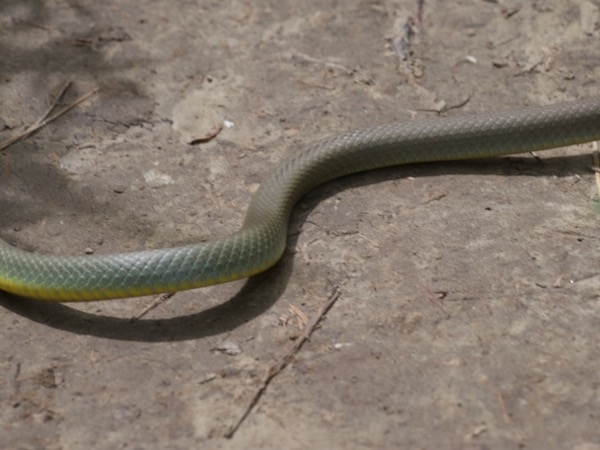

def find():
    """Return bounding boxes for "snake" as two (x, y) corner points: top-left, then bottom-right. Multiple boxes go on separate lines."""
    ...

(1, 97), (599, 301)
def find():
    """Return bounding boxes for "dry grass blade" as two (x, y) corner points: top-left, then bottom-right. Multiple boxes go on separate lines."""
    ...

(0, 83), (98, 152)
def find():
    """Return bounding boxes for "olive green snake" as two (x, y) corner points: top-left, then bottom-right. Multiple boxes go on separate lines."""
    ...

(1, 97), (600, 301)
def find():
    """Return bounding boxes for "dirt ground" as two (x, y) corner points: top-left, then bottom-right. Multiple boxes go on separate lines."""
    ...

(1, 0), (599, 448)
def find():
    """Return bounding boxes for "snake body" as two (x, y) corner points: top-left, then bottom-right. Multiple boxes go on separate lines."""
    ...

(1, 97), (600, 301)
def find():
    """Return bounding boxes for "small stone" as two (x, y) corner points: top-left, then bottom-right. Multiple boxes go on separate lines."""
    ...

(144, 169), (174, 188)
(211, 341), (242, 356)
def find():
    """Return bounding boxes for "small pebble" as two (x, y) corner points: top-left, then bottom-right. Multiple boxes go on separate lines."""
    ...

(212, 341), (242, 355)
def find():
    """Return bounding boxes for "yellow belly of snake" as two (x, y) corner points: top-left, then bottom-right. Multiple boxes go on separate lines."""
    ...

(1, 97), (600, 301)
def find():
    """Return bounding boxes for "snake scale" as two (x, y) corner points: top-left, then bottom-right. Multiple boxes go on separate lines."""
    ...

(1, 97), (599, 301)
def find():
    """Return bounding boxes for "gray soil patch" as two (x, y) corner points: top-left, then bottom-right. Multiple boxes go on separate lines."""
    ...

(1, 1), (599, 448)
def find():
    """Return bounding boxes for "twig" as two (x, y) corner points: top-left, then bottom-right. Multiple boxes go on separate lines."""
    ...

(130, 292), (175, 321)
(0, 82), (72, 151)
(495, 387), (511, 425)
(224, 286), (342, 439)
(415, 96), (471, 115)
(11, 16), (53, 32)
(439, 96), (471, 113)
(416, 0), (426, 32)
(283, 49), (354, 75)
(0, 84), (99, 152)
(41, 81), (72, 123)
(592, 143), (600, 197)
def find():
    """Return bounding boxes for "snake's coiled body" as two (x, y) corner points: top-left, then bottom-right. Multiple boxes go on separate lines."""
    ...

(2, 98), (600, 301)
